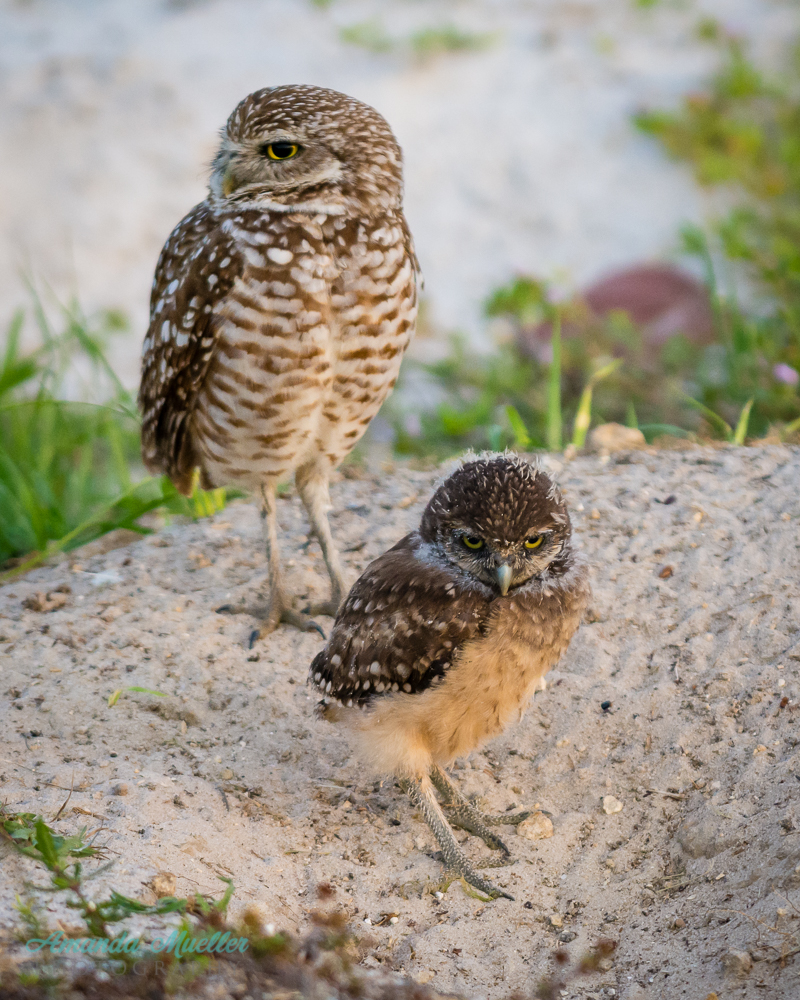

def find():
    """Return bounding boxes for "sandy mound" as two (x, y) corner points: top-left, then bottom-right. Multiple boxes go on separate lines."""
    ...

(1, 445), (799, 998)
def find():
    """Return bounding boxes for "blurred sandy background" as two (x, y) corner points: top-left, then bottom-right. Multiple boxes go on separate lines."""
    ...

(0, 0), (796, 388)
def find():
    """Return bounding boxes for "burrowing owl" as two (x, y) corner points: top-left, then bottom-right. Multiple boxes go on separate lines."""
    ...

(310, 454), (589, 898)
(139, 85), (419, 639)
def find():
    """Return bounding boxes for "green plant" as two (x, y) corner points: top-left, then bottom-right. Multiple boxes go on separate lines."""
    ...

(409, 25), (494, 60)
(634, 31), (800, 432)
(0, 298), (240, 572)
(1, 809), (190, 942)
(339, 20), (393, 53)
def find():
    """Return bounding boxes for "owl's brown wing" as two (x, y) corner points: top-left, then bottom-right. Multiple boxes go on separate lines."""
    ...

(139, 202), (242, 493)
(309, 533), (492, 706)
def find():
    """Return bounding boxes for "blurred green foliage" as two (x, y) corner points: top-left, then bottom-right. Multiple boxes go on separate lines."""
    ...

(0, 299), (238, 571)
(340, 20), (493, 59)
(391, 27), (800, 458)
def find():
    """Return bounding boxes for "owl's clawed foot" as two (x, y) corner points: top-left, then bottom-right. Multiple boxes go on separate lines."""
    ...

(302, 597), (342, 619)
(441, 804), (511, 854)
(217, 595), (325, 644)
(428, 871), (511, 903)
(404, 774), (514, 903)
(429, 765), (529, 853)
(251, 597), (326, 645)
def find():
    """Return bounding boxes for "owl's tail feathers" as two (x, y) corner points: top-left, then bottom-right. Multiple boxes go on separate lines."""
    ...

(140, 404), (201, 495)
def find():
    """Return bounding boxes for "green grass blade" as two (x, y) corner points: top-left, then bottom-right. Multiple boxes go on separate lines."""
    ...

(570, 359), (622, 449)
(505, 405), (531, 449)
(681, 394), (733, 439)
(783, 414), (800, 437)
(546, 311), (562, 452)
(638, 423), (693, 442)
(732, 398), (754, 445)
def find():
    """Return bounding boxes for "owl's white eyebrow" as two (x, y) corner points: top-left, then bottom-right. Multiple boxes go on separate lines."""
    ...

(230, 197), (347, 216)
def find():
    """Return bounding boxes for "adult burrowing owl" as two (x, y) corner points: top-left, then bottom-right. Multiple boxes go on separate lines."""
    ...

(310, 454), (590, 898)
(139, 85), (419, 638)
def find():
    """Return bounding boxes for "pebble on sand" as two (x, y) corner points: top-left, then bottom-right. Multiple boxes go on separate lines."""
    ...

(517, 812), (555, 840)
(602, 795), (624, 815)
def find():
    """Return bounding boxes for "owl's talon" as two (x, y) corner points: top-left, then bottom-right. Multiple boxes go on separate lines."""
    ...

(489, 809), (532, 827)
(250, 606), (326, 643)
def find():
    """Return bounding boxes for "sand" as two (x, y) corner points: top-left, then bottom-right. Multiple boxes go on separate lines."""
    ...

(1, 443), (799, 998)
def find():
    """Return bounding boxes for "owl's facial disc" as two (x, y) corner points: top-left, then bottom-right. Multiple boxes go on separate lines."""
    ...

(212, 133), (344, 203)
(443, 526), (562, 594)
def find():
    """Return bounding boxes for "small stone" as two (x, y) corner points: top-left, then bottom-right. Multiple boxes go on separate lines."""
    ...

(151, 872), (176, 898)
(597, 957), (614, 971)
(415, 970), (435, 984)
(672, 917), (685, 929)
(222, 768), (234, 780)
(602, 795), (623, 815)
(722, 950), (752, 977)
(111, 783), (128, 796)
(589, 422), (646, 454)
(433, 891), (444, 900)
(549, 914), (563, 928)
(517, 812), (554, 840)
(101, 606), (123, 623)
(605, 858), (616, 869)
(676, 807), (732, 858)
(389, 916), (399, 924)
(414, 836), (428, 851)
(23, 591), (68, 613)
(559, 930), (577, 943)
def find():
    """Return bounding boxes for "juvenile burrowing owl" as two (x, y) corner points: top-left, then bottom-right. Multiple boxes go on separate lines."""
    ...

(139, 85), (419, 639)
(310, 454), (590, 898)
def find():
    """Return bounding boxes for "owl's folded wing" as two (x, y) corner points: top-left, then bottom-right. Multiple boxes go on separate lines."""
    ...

(139, 202), (242, 491)
(309, 533), (491, 705)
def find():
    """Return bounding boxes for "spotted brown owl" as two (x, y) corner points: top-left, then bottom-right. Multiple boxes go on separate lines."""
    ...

(310, 453), (590, 898)
(139, 85), (419, 639)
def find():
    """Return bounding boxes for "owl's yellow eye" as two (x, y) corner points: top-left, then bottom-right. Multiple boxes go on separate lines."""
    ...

(525, 535), (544, 550)
(462, 535), (484, 550)
(264, 142), (300, 160)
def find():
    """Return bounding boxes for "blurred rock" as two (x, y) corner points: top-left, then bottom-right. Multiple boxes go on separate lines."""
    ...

(518, 263), (715, 361)
(722, 950), (753, 977)
(589, 423), (646, 453)
(517, 812), (555, 840)
(676, 807), (733, 858)
(150, 872), (176, 898)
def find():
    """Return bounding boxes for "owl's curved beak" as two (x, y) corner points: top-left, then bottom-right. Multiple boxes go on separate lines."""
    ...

(221, 167), (240, 198)
(495, 563), (513, 596)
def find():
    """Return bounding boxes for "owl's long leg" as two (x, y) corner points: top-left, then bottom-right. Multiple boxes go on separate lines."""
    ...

(252, 483), (325, 643)
(295, 464), (347, 618)
(429, 765), (531, 853)
(404, 774), (513, 901)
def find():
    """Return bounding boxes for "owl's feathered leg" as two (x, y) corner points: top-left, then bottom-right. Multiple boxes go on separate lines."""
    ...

(429, 765), (531, 853)
(404, 774), (513, 901)
(295, 463), (347, 618)
(252, 483), (325, 643)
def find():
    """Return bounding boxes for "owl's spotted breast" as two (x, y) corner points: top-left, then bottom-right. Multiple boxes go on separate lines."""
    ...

(141, 200), (417, 493)
(191, 208), (416, 490)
